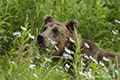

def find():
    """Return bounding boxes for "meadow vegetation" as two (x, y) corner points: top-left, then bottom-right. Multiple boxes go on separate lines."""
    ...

(0, 0), (120, 80)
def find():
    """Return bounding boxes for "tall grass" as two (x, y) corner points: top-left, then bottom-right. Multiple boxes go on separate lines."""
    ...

(0, 0), (120, 80)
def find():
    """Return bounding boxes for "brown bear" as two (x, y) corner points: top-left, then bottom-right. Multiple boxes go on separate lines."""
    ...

(37, 15), (120, 75)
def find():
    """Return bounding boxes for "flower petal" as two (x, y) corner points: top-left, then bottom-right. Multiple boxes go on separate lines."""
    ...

(103, 57), (109, 61)
(21, 26), (27, 30)
(69, 37), (75, 43)
(28, 33), (35, 39)
(84, 42), (90, 48)
(29, 64), (36, 69)
(65, 63), (70, 69)
(48, 38), (57, 45)
(13, 31), (21, 37)
(34, 73), (38, 78)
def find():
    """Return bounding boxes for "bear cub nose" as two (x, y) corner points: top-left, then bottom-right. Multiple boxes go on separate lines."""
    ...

(37, 34), (45, 44)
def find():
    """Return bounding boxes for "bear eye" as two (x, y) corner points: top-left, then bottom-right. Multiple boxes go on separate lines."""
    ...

(52, 28), (59, 34)
(52, 28), (59, 38)
(43, 27), (47, 31)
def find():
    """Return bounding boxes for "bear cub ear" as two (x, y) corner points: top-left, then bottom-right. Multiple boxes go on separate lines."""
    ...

(66, 20), (78, 33)
(44, 15), (54, 24)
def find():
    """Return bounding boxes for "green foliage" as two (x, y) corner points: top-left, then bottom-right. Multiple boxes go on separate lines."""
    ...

(0, 0), (120, 80)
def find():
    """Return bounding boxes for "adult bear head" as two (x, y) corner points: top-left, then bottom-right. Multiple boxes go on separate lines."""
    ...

(37, 15), (78, 60)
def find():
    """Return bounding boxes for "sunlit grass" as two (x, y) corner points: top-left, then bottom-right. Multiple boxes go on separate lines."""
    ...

(0, 0), (120, 80)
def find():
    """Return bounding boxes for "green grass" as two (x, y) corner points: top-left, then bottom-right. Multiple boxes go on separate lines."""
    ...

(0, 0), (120, 80)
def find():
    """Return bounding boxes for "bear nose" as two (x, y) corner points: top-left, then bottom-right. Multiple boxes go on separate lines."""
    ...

(37, 34), (45, 44)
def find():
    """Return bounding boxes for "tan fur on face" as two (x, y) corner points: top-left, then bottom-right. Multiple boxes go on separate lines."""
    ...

(41, 23), (71, 56)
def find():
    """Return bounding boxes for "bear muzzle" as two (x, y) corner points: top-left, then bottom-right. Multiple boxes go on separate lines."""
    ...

(37, 34), (45, 45)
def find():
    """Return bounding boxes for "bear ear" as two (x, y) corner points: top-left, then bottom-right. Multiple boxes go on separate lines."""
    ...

(66, 20), (78, 33)
(44, 15), (54, 24)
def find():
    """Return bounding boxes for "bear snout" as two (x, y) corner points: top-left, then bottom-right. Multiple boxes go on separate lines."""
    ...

(37, 34), (45, 45)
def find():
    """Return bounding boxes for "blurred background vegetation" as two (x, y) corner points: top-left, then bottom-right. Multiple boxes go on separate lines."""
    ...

(0, 0), (120, 80)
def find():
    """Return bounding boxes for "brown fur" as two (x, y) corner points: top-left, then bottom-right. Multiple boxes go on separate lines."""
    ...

(37, 15), (120, 68)
(81, 39), (120, 67)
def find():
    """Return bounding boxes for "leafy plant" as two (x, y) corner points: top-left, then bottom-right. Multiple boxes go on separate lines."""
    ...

(0, 0), (120, 80)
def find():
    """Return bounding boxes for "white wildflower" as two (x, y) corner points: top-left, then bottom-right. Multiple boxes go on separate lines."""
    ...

(115, 30), (118, 32)
(63, 53), (72, 59)
(44, 57), (52, 62)
(82, 63), (85, 66)
(12, 61), (15, 64)
(97, 72), (100, 74)
(30, 60), (33, 62)
(79, 71), (92, 79)
(79, 71), (86, 76)
(28, 33), (35, 39)
(117, 37), (120, 40)
(89, 55), (98, 64)
(65, 63), (70, 69)
(46, 48), (51, 52)
(68, 55), (72, 59)
(63, 53), (69, 57)
(104, 66), (109, 72)
(34, 73), (38, 78)
(112, 30), (118, 34)
(48, 38), (57, 45)
(29, 64), (36, 69)
(40, 64), (45, 67)
(103, 57), (109, 61)
(21, 26), (27, 30)
(115, 20), (120, 23)
(84, 42), (90, 48)
(88, 68), (92, 73)
(81, 61), (85, 66)
(9, 61), (15, 64)
(13, 31), (21, 37)
(99, 61), (104, 66)
(55, 45), (59, 50)
(88, 73), (92, 78)
(47, 67), (49, 69)
(37, 53), (40, 56)
(69, 37), (75, 43)
(87, 69), (95, 79)
(64, 47), (74, 54)
(115, 69), (118, 74)
(59, 66), (63, 69)
(111, 39), (114, 41)
(68, 55), (73, 59)
(84, 54), (89, 59)
(35, 56), (40, 59)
